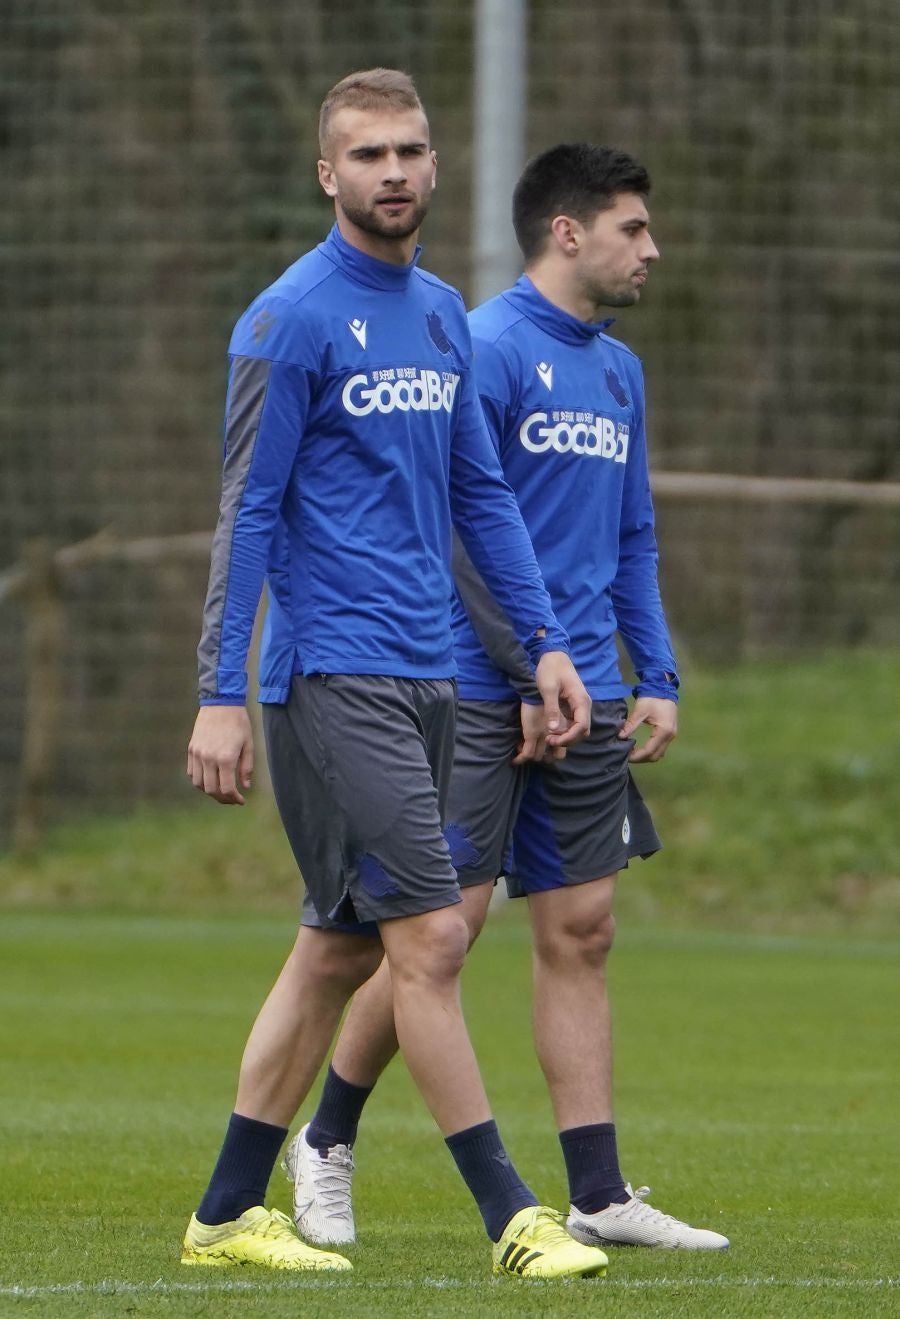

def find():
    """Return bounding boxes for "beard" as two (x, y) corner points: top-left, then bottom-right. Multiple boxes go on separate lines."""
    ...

(338, 191), (430, 241)
(593, 285), (641, 308)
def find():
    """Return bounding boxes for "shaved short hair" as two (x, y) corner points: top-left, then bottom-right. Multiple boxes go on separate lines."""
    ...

(513, 144), (651, 263)
(319, 69), (426, 157)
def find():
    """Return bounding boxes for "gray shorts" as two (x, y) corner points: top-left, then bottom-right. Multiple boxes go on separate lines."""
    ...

(263, 674), (461, 931)
(443, 699), (661, 896)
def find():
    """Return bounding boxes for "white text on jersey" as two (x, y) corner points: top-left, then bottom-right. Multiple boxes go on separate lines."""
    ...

(519, 410), (630, 462)
(342, 369), (460, 417)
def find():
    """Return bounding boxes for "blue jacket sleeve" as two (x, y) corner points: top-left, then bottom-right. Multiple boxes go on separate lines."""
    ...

(448, 366), (569, 668)
(197, 297), (317, 703)
(611, 363), (680, 701)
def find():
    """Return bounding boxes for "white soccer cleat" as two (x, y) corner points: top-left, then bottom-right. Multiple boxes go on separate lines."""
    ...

(566, 1184), (730, 1250)
(282, 1123), (356, 1246)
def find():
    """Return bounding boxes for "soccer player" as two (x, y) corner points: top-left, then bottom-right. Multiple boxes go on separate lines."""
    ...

(287, 143), (730, 1252)
(181, 73), (607, 1280)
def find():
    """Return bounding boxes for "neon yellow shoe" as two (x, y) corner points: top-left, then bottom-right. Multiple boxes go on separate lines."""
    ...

(492, 1205), (608, 1279)
(181, 1206), (352, 1271)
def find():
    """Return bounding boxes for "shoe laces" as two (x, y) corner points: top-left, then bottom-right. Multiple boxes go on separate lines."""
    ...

(260, 1208), (301, 1241)
(519, 1206), (572, 1247)
(312, 1144), (354, 1216)
(620, 1185), (680, 1228)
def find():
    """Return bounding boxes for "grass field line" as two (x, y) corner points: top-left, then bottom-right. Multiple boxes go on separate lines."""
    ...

(1, 1276), (896, 1299)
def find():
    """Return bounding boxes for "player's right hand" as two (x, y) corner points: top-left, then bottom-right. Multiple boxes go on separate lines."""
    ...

(533, 650), (592, 749)
(187, 705), (254, 805)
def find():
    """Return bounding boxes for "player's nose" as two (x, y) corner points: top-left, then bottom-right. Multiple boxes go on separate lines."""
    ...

(383, 152), (408, 182)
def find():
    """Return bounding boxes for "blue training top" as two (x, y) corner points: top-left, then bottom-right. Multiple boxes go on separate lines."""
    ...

(197, 227), (568, 705)
(452, 275), (678, 703)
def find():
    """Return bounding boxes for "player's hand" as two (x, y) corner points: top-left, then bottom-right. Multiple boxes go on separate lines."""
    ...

(187, 705), (254, 804)
(618, 697), (678, 763)
(533, 651), (592, 749)
(512, 700), (568, 765)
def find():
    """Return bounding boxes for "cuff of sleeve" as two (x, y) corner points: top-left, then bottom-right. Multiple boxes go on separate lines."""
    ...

(199, 667), (248, 704)
(633, 669), (680, 702)
(522, 624), (570, 668)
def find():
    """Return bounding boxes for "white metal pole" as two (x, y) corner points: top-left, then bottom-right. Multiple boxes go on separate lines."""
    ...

(472, 0), (527, 304)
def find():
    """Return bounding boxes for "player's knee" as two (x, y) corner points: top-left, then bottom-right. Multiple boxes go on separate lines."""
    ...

(391, 907), (469, 987)
(423, 908), (470, 981)
(297, 930), (383, 993)
(571, 909), (616, 970)
(536, 908), (616, 971)
(343, 939), (386, 990)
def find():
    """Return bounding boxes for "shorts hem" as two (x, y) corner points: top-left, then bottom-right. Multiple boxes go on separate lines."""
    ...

(302, 885), (463, 929)
(456, 869), (501, 890)
(506, 839), (661, 897)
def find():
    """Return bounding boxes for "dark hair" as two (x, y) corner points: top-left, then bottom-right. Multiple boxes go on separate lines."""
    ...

(319, 69), (425, 156)
(512, 144), (651, 262)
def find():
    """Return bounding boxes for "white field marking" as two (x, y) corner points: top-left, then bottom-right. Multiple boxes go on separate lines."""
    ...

(1, 1277), (896, 1298)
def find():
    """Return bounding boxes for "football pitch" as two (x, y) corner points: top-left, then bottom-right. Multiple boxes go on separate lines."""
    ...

(0, 909), (896, 1317)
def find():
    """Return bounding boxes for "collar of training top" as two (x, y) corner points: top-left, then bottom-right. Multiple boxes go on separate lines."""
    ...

(321, 223), (423, 291)
(504, 275), (616, 345)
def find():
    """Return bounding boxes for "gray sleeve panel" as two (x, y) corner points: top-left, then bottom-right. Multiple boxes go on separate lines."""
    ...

(452, 529), (540, 702)
(197, 355), (273, 701)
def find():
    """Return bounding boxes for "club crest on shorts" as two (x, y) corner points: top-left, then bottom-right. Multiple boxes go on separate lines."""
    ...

(622, 814), (631, 844)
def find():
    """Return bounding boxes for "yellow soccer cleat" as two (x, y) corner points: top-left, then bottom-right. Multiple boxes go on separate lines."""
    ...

(492, 1205), (608, 1278)
(181, 1205), (352, 1271)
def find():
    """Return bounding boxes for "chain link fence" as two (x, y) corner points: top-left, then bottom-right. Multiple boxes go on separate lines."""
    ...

(2, 0), (898, 843)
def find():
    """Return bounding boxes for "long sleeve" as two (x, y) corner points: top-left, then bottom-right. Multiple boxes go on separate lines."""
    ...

(448, 367), (569, 668)
(451, 531), (541, 701)
(610, 372), (679, 701)
(197, 315), (316, 702)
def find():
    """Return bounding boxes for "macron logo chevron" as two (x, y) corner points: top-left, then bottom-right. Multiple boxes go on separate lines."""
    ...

(536, 361), (553, 391)
(348, 318), (367, 349)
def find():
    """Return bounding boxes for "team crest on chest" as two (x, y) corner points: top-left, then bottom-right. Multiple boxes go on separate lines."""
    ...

(605, 367), (629, 407)
(426, 310), (451, 354)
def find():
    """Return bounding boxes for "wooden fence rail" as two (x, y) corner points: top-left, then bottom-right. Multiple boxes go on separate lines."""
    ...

(3, 472), (900, 852)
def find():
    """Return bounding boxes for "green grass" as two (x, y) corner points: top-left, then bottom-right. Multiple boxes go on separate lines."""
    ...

(2, 654), (898, 934)
(0, 909), (897, 1317)
(0, 654), (897, 1313)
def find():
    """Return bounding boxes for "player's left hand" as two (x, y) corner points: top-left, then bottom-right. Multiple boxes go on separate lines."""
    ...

(533, 651), (592, 749)
(618, 697), (678, 763)
(513, 700), (568, 764)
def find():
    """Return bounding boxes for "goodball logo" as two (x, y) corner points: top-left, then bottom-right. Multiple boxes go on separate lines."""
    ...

(342, 370), (459, 417)
(519, 411), (630, 461)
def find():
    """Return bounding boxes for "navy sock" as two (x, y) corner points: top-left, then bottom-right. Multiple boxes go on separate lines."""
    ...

(445, 1119), (538, 1242)
(196, 1112), (288, 1226)
(559, 1122), (629, 1213)
(306, 1064), (374, 1153)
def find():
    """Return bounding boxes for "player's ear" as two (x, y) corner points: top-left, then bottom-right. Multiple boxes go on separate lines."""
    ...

(318, 158), (337, 197)
(549, 214), (581, 257)
(430, 150), (437, 189)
